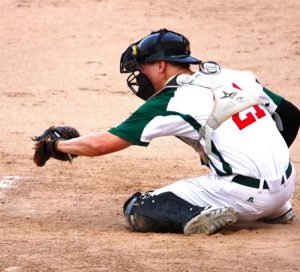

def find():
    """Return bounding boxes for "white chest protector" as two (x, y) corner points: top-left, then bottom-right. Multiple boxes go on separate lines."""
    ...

(176, 62), (273, 155)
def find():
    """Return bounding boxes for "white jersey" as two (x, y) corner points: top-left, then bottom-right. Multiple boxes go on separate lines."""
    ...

(109, 67), (290, 181)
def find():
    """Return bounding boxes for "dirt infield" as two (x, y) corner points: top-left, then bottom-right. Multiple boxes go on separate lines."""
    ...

(0, 0), (299, 271)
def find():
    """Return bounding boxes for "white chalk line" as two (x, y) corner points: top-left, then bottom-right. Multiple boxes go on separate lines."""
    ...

(0, 176), (23, 188)
(4, 267), (21, 272)
(0, 176), (25, 197)
(1, 177), (26, 272)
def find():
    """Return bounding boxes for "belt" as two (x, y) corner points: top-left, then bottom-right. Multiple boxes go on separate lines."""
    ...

(232, 162), (292, 189)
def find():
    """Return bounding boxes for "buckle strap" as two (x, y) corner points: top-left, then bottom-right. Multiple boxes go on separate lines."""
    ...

(232, 162), (292, 189)
(285, 162), (292, 179)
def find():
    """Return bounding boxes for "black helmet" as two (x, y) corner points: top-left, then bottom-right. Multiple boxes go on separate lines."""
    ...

(120, 29), (201, 73)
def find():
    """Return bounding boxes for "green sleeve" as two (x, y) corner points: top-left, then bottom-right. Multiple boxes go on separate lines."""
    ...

(256, 79), (283, 106)
(109, 121), (149, 147)
(108, 105), (152, 146)
(109, 88), (177, 146)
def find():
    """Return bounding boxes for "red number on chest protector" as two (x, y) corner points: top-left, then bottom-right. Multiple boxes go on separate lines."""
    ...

(232, 105), (266, 130)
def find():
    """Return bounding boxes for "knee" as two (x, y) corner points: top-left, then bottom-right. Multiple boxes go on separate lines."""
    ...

(123, 192), (143, 231)
(123, 191), (158, 232)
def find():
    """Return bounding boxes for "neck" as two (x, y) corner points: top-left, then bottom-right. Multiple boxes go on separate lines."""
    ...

(153, 61), (195, 93)
(152, 67), (194, 97)
(163, 67), (193, 87)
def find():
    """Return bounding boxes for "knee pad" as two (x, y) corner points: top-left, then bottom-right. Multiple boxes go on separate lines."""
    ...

(123, 191), (205, 233)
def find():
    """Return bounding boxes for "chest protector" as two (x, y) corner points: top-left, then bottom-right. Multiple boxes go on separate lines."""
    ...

(176, 62), (268, 155)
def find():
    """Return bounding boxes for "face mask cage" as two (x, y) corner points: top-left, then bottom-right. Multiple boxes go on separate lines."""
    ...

(126, 71), (155, 101)
(126, 71), (139, 95)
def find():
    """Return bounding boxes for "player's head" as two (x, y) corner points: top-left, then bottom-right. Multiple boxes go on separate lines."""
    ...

(120, 29), (201, 100)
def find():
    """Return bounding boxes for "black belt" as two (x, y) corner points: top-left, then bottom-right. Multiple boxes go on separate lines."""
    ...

(232, 162), (292, 189)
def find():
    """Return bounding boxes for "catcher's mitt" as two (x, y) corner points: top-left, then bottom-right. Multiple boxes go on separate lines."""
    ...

(32, 126), (80, 167)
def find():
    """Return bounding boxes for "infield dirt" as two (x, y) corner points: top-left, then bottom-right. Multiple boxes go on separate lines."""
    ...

(0, 0), (299, 271)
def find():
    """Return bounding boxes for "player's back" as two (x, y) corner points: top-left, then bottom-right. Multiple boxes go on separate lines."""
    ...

(211, 104), (289, 180)
(194, 68), (291, 180)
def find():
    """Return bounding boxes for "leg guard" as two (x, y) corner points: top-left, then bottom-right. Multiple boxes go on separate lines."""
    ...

(123, 191), (206, 233)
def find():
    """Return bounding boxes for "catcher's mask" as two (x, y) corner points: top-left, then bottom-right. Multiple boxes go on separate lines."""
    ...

(120, 28), (201, 100)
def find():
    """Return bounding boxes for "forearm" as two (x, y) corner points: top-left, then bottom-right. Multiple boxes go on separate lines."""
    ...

(56, 132), (132, 157)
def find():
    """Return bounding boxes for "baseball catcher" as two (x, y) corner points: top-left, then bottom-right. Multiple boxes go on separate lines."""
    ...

(32, 126), (80, 167)
(33, 29), (300, 235)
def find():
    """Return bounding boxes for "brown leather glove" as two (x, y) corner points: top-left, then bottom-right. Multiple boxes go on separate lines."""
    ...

(32, 126), (80, 167)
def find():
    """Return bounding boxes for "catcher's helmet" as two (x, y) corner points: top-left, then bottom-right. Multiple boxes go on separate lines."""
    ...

(120, 29), (201, 73)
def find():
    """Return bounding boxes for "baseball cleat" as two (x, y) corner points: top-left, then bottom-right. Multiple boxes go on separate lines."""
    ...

(183, 207), (238, 235)
(263, 208), (295, 224)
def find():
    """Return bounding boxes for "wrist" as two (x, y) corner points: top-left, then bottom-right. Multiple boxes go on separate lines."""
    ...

(49, 138), (64, 157)
(54, 138), (62, 152)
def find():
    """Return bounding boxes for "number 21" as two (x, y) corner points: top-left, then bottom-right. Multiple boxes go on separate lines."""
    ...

(232, 105), (266, 130)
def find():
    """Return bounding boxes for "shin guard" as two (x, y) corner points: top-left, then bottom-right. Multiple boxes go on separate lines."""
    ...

(123, 191), (206, 233)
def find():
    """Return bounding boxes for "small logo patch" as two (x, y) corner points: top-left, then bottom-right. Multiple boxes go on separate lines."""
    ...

(220, 91), (237, 99)
(246, 197), (254, 203)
